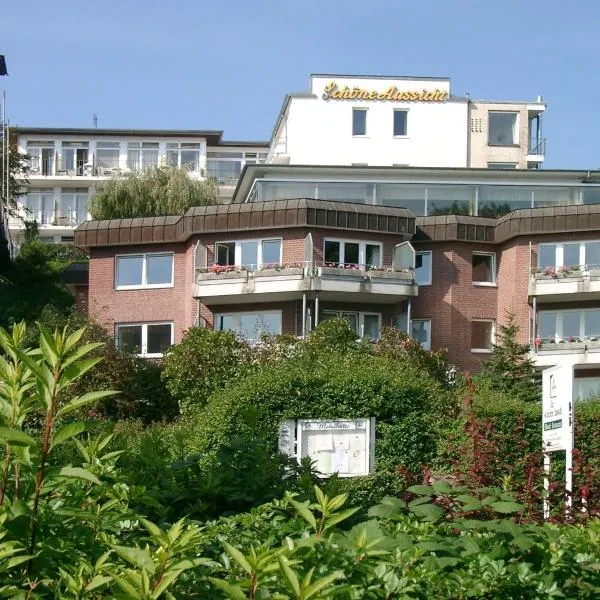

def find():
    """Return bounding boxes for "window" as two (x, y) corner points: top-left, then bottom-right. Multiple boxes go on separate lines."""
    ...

(415, 251), (432, 285)
(59, 189), (88, 226)
(393, 110), (408, 136)
(206, 150), (260, 184)
(61, 141), (89, 175)
(323, 239), (382, 268)
(352, 108), (367, 136)
(538, 309), (600, 342)
(115, 253), (174, 289)
(487, 162), (517, 169)
(214, 239), (282, 269)
(471, 320), (494, 352)
(167, 142), (201, 171)
(411, 319), (431, 350)
(472, 253), (496, 285)
(322, 311), (381, 340)
(215, 311), (282, 342)
(27, 141), (55, 175)
(538, 241), (600, 270)
(116, 323), (173, 357)
(96, 142), (120, 172)
(488, 112), (518, 146)
(127, 142), (159, 171)
(22, 190), (55, 225)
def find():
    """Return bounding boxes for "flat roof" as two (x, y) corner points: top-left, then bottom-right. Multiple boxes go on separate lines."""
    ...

(311, 73), (451, 82)
(232, 164), (600, 203)
(12, 127), (268, 147)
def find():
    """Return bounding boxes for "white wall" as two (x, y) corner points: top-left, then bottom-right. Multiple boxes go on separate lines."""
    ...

(273, 76), (469, 168)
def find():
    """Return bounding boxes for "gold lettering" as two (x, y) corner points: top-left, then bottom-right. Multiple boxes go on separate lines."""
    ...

(322, 81), (336, 100)
(321, 81), (449, 101)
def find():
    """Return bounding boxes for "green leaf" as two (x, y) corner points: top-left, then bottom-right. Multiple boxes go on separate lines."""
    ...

(0, 427), (37, 447)
(51, 422), (86, 451)
(112, 545), (156, 574)
(222, 542), (253, 575)
(61, 357), (104, 385)
(63, 327), (86, 353)
(208, 578), (247, 600)
(431, 480), (453, 494)
(278, 555), (301, 596)
(323, 507), (360, 530)
(289, 498), (317, 531)
(409, 503), (444, 522)
(62, 342), (105, 369)
(305, 570), (344, 598)
(368, 496), (407, 519)
(489, 501), (524, 514)
(56, 390), (119, 419)
(58, 466), (101, 485)
(140, 518), (164, 541)
(85, 575), (112, 592)
(406, 485), (434, 496)
(37, 324), (59, 369)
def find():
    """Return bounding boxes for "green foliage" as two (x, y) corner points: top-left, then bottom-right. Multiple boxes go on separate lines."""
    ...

(304, 317), (360, 353)
(89, 166), (218, 219)
(477, 312), (541, 402)
(162, 327), (251, 414)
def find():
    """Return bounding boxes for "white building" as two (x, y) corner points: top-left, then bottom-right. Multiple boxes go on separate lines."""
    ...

(10, 128), (268, 245)
(268, 74), (546, 170)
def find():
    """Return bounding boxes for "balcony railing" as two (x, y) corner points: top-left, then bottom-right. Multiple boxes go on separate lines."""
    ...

(531, 265), (600, 280)
(528, 138), (546, 155)
(534, 335), (600, 353)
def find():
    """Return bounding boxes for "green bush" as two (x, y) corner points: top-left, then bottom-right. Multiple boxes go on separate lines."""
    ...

(162, 327), (251, 414)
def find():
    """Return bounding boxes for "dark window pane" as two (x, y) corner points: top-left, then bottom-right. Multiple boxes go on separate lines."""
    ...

(488, 112), (517, 145)
(563, 243), (580, 268)
(146, 254), (173, 285)
(415, 252), (432, 285)
(147, 324), (172, 355)
(412, 319), (430, 349)
(366, 244), (381, 267)
(363, 314), (380, 339)
(538, 245), (556, 269)
(393, 110), (407, 136)
(116, 256), (143, 286)
(344, 242), (359, 265)
(241, 241), (258, 268)
(352, 109), (367, 136)
(472, 254), (494, 283)
(471, 321), (493, 350)
(216, 243), (235, 266)
(118, 325), (142, 354)
(262, 240), (281, 265)
(324, 241), (340, 264)
(538, 312), (556, 339)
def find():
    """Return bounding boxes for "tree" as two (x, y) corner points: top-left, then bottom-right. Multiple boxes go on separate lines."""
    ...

(0, 144), (29, 272)
(89, 166), (218, 219)
(477, 312), (541, 402)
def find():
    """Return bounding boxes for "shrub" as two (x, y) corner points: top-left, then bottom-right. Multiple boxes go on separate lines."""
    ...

(162, 327), (251, 414)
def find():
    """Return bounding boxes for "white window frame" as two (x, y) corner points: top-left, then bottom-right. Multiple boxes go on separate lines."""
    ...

(322, 310), (382, 340)
(115, 252), (174, 290)
(323, 238), (383, 268)
(472, 252), (497, 286)
(488, 111), (519, 146)
(214, 310), (283, 342)
(213, 238), (283, 269)
(166, 142), (202, 172)
(538, 308), (600, 342)
(415, 251), (432, 286)
(410, 318), (431, 350)
(393, 109), (408, 138)
(471, 319), (495, 353)
(538, 241), (600, 270)
(115, 322), (174, 358)
(352, 107), (368, 137)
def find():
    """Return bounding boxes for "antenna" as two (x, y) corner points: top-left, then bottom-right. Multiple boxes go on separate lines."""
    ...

(93, 113), (98, 128)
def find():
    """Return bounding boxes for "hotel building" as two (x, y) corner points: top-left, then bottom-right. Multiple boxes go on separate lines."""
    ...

(75, 165), (600, 399)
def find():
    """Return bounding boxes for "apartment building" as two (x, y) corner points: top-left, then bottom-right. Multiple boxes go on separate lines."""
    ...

(75, 165), (600, 397)
(268, 74), (546, 169)
(9, 127), (268, 246)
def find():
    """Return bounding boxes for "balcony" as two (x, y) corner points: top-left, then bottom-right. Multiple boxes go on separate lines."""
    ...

(532, 336), (600, 368)
(529, 266), (600, 302)
(194, 262), (417, 305)
(527, 138), (546, 162)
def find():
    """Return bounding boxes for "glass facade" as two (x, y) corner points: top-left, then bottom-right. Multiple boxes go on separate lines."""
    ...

(250, 180), (599, 217)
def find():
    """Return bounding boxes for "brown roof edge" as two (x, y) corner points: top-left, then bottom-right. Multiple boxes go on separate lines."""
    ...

(75, 200), (416, 250)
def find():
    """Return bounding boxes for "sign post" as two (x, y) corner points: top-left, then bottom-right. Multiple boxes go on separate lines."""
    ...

(542, 365), (574, 518)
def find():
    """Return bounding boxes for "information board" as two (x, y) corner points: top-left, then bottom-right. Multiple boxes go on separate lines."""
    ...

(296, 419), (374, 477)
(542, 365), (573, 452)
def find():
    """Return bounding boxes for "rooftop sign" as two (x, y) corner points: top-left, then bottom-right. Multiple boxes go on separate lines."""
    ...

(322, 81), (448, 102)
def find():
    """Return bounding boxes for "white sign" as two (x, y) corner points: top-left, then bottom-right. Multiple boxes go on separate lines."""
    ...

(542, 365), (573, 452)
(283, 418), (375, 478)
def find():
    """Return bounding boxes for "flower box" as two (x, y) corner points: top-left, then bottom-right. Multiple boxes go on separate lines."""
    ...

(197, 270), (248, 281)
(253, 267), (305, 278)
(369, 270), (413, 281)
(319, 266), (367, 277)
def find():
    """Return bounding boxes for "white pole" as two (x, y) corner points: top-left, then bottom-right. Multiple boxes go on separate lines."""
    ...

(543, 452), (550, 520)
(565, 395), (574, 515)
(302, 292), (306, 338)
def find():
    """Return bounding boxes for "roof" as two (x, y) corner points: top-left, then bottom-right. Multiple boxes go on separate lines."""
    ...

(75, 200), (416, 249)
(310, 73), (451, 82)
(12, 127), (268, 147)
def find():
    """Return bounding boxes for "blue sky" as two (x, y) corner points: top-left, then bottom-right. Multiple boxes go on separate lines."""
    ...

(2, 0), (598, 168)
